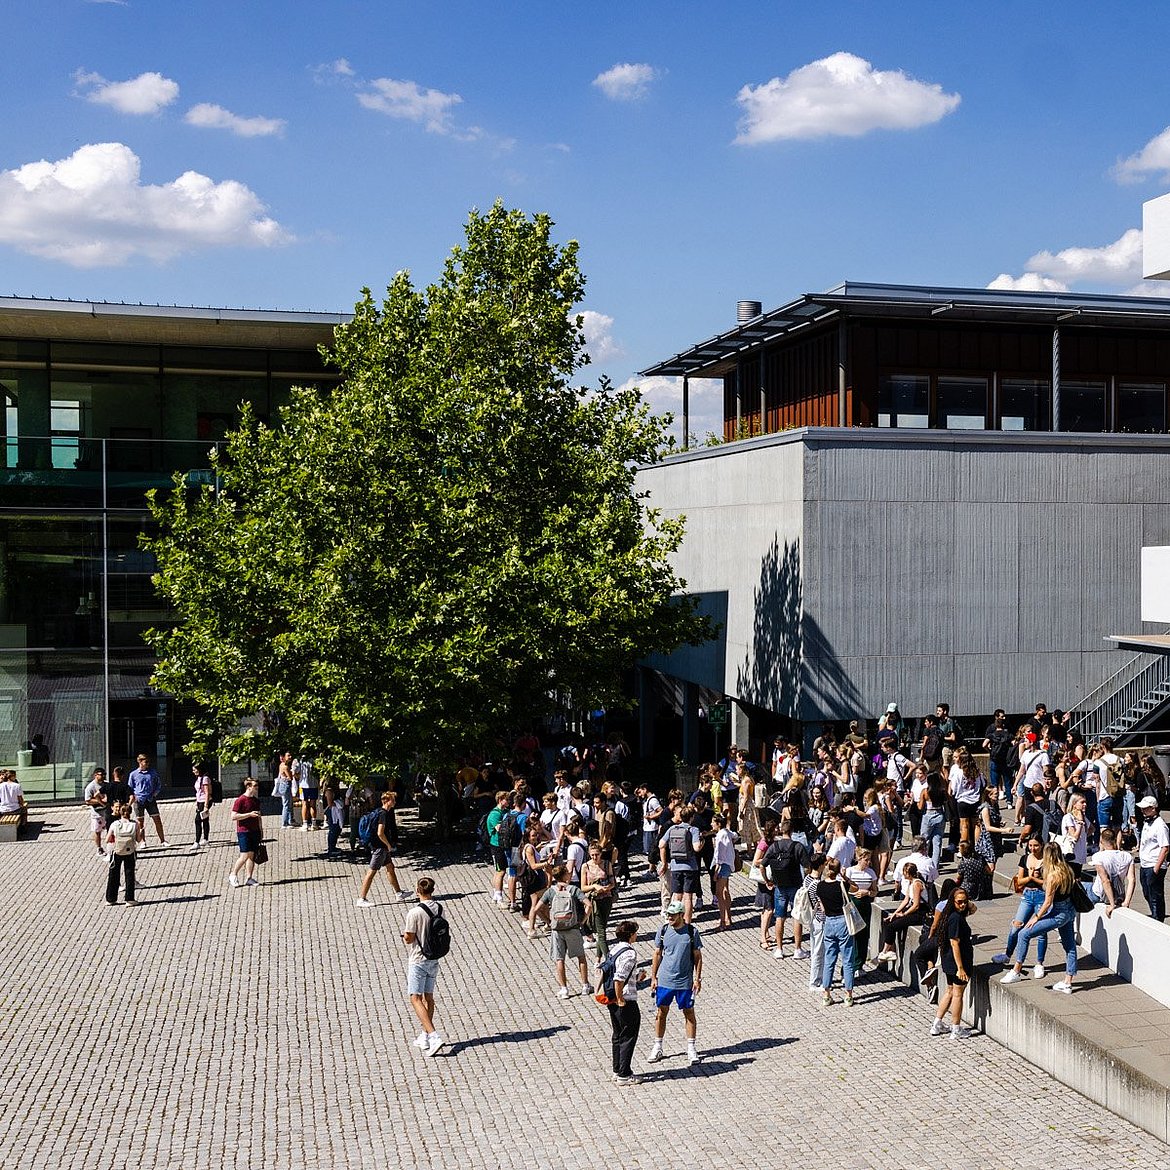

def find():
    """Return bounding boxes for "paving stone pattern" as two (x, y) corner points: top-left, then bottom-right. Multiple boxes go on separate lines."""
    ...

(1, 802), (1164, 1169)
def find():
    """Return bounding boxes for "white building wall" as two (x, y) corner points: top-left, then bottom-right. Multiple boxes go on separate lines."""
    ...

(1143, 192), (1170, 280)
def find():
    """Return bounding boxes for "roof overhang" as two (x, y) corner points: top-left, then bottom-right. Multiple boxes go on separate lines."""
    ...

(639, 281), (1170, 379)
(1105, 634), (1170, 654)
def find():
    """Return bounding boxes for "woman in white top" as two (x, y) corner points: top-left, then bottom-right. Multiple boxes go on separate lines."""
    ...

(948, 749), (984, 846)
(711, 812), (738, 930)
(844, 847), (878, 977)
(1059, 793), (1089, 876)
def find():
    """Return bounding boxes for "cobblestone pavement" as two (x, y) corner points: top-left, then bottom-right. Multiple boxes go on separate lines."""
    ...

(2, 802), (1165, 1170)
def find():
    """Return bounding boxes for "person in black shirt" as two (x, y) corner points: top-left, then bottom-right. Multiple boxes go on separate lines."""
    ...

(105, 766), (133, 828)
(1019, 784), (1051, 853)
(982, 710), (1014, 799)
(929, 887), (977, 1039)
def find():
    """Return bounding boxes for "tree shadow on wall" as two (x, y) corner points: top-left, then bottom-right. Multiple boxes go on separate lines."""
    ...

(735, 534), (864, 720)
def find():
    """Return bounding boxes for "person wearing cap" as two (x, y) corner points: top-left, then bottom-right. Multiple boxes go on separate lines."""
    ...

(1137, 795), (1169, 921)
(1015, 730), (1050, 825)
(877, 704), (907, 749)
(647, 900), (702, 1067)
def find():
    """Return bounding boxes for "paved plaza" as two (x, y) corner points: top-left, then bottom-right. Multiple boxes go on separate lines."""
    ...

(2, 801), (1166, 1170)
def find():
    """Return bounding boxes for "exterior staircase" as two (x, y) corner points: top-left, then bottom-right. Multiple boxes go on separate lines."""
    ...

(1071, 634), (1170, 743)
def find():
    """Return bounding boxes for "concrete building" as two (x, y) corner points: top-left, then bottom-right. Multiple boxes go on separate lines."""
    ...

(635, 283), (1170, 756)
(0, 296), (345, 800)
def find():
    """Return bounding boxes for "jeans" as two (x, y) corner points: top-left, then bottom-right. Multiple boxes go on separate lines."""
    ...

(1096, 795), (1117, 831)
(820, 915), (856, 991)
(326, 820), (341, 854)
(807, 920), (825, 990)
(1122, 790), (1136, 830)
(1004, 888), (1048, 965)
(278, 787), (294, 828)
(105, 852), (136, 903)
(1141, 865), (1167, 922)
(1014, 898), (1077, 975)
(642, 830), (659, 864)
(607, 1001), (640, 1076)
(988, 759), (1006, 794)
(921, 810), (945, 871)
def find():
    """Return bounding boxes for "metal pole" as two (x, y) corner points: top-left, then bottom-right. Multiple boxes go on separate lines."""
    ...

(735, 360), (743, 436)
(837, 321), (848, 427)
(759, 353), (766, 436)
(682, 374), (690, 450)
(101, 438), (110, 775)
(1051, 327), (1061, 431)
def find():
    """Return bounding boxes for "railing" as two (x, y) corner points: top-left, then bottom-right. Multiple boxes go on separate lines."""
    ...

(1071, 640), (1170, 740)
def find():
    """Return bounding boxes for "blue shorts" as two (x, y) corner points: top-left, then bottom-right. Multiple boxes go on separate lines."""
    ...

(773, 885), (800, 917)
(655, 986), (695, 1010)
(714, 863), (732, 879)
(236, 831), (259, 854)
(407, 959), (439, 995)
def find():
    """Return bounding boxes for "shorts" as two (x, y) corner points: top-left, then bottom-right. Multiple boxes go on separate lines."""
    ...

(137, 799), (159, 818)
(236, 831), (259, 854)
(90, 812), (106, 833)
(406, 959), (440, 995)
(714, 863), (732, 879)
(670, 870), (699, 895)
(957, 801), (979, 822)
(300, 787), (319, 804)
(491, 845), (508, 873)
(772, 885), (800, 918)
(654, 986), (695, 1010)
(368, 846), (394, 872)
(549, 928), (585, 961)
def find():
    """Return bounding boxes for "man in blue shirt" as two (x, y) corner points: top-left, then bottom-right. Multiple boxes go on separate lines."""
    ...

(647, 901), (703, 1067)
(128, 752), (169, 848)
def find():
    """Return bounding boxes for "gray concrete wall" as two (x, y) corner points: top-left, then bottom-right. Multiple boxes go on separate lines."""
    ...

(638, 428), (1170, 725)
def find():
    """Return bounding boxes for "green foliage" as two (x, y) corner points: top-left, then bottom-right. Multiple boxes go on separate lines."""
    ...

(145, 203), (713, 781)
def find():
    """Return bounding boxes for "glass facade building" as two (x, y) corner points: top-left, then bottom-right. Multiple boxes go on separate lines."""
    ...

(0, 298), (345, 801)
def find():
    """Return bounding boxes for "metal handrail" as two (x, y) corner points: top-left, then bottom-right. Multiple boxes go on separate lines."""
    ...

(1069, 625), (1170, 734)
(1073, 652), (1170, 739)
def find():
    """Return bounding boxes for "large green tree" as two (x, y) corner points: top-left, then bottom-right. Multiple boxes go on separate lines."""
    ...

(145, 204), (711, 781)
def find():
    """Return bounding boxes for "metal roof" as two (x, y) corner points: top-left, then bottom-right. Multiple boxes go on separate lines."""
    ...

(639, 281), (1170, 378)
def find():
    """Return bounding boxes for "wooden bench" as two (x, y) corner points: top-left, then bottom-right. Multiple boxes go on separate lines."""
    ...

(0, 812), (26, 842)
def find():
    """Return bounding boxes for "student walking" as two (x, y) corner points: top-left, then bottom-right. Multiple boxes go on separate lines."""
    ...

(402, 877), (448, 1057)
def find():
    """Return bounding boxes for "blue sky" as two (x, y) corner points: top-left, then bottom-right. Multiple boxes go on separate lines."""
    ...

(4, 1), (1170, 438)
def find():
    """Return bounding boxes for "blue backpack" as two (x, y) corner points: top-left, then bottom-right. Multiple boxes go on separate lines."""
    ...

(358, 808), (382, 846)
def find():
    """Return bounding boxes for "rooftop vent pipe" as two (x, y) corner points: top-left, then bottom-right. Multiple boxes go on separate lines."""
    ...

(737, 300), (762, 323)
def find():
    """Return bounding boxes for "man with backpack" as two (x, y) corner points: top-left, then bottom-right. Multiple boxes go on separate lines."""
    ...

(538, 864), (593, 999)
(664, 808), (702, 924)
(355, 791), (409, 907)
(485, 790), (513, 907)
(402, 876), (449, 1056)
(647, 900), (703, 1067)
(596, 919), (642, 1085)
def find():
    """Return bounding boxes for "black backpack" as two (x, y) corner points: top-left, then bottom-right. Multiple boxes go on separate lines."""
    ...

(667, 823), (693, 864)
(497, 810), (519, 851)
(420, 902), (451, 959)
(596, 942), (635, 1005)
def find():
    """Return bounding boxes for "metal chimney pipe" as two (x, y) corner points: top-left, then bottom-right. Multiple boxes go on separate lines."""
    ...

(737, 300), (762, 323)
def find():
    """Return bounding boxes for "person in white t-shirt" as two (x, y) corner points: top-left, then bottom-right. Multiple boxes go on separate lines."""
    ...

(826, 815), (856, 870)
(1084, 829), (1135, 916)
(637, 785), (664, 874)
(600, 919), (642, 1084)
(893, 837), (939, 893)
(1015, 734), (1050, 825)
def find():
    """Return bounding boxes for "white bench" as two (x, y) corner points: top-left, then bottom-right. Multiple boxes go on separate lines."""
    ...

(1081, 904), (1170, 1009)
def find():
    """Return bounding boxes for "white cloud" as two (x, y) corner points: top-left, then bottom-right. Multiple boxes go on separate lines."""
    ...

(1025, 228), (1143, 285)
(620, 375), (724, 445)
(0, 142), (288, 267)
(1125, 280), (1170, 298)
(358, 77), (463, 135)
(579, 310), (621, 364)
(185, 103), (286, 138)
(312, 58), (355, 84)
(1114, 127), (1170, 184)
(987, 272), (1068, 292)
(735, 51), (960, 144)
(74, 69), (179, 116)
(593, 63), (660, 102)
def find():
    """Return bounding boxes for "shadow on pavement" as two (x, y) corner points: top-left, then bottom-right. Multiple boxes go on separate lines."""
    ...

(445, 1025), (570, 1055)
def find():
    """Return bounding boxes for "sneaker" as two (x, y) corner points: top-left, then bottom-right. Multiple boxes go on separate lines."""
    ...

(425, 1033), (445, 1057)
(1031, 964), (1045, 980)
(355, 898), (372, 907)
(792, 947), (810, 960)
(874, 950), (897, 963)
(527, 929), (538, 939)
(124, 900), (138, 907)
(821, 990), (833, 1006)
(1001, 970), (1023, 984)
(157, 840), (170, 849)
(686, 1048), (699, 1066)
(929, 1018), (947, 1036)
(300, 824), (310, 832)
(413, 1033), (429, 1050)
(556, 987), (572, 1000)
(844, 991), (855, 1007)
(187, 844), (200, 854)
(950, 1025), (973, 1040)
(245, 877), (258, 887)
(227, 873), (239, 887)
(614, 1075), (643, 1085)
(646, 1046), (664, 1063)
(1050, 980), (1074, 995)
(920, 966), (938, 987)
(396, 891), (410, 902)
(581, 982), (594, 996)
(991, 952), (1010, 965)
(772, 948), (786, 959)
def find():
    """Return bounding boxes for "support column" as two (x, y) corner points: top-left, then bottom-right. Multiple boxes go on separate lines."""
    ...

(837, 320), (848, 427)
(682, 374), (690, 451)
(730, 700), (752, 757)
(637, 667), (655, 758)
(682, 681), (700, 765)
(735, 360), (743, 436)
(1051, 327), (1061, 432)
(758, 353), (766, 436)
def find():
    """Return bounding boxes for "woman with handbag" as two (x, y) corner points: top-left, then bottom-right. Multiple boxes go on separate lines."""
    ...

(1000, 843), (1080, 994)
(581, 841), (616, 958)
(710, 812), (737, 930)
(1059, 793), (1089, 877)
(816, 857), (858, 1007)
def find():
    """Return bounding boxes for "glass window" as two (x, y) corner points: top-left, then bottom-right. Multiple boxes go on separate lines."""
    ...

(1000, 378), (1050, 431)
(1117, 382), (1165, 434)
(878, 374), (929, 428)
(50, 400), (83, 469)
(937, 376), (987, 429)
(1059, 380), (1106, 432)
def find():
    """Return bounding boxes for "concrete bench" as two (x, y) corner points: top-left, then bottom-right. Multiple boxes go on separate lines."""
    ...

(1082, 904), (1170, 1010)
(0, 812), (26, 842)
